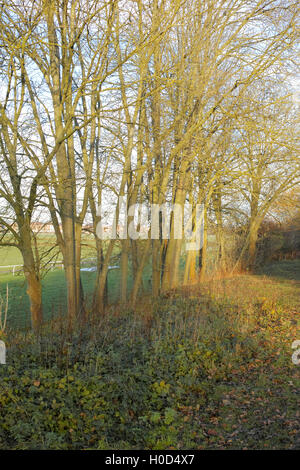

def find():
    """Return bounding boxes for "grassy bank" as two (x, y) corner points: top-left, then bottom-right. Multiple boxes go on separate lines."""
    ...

(0, 260), (299, 450)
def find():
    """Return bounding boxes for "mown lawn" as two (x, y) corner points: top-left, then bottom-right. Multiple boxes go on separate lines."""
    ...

(0, 260), (299, 450)
(0, 262), (153, 330)
(0, 238), (153, 329)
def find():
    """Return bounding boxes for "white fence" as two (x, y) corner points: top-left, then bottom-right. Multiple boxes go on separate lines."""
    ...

(0, 261), (64, 276)
(0, 260), (119, 276)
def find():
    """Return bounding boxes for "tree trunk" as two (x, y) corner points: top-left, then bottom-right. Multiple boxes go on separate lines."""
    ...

(120, 239), (129, 304)
(21, 227), (43, 333)
(152, 239), (161, 297)
(247, 222), (259, 269)
(161, 180), (186, 291)
(25, 270), (43, 333)
(61, 214), (78, 325)
(212, 191), (227, 273)
(93, 239), (116, 314)
(183, 249), (197, 284)
(199, 207), (207, 282)
(131, 239), (151, 308)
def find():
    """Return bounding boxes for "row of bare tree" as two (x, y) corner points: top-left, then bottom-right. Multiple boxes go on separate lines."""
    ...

(0, 0), (299, 331)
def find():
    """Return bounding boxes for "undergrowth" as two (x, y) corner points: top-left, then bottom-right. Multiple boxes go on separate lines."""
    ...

(0, 269), (299, 450)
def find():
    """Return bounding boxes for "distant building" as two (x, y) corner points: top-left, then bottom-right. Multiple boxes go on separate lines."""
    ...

(31, 222), (55, 233)
(82, 223), (94, 232)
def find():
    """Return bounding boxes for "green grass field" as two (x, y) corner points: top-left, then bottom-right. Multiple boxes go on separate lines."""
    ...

(0, 265), (131, 330)
(0, 237), (92, 328)
(0, 239), (153, 329)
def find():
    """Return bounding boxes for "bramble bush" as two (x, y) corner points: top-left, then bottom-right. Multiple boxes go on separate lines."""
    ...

(0, 272), (299, 449)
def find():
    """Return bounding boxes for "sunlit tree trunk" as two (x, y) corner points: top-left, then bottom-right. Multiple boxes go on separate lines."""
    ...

(20, 224), (43, 333)
(199, 206), (208, 282)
